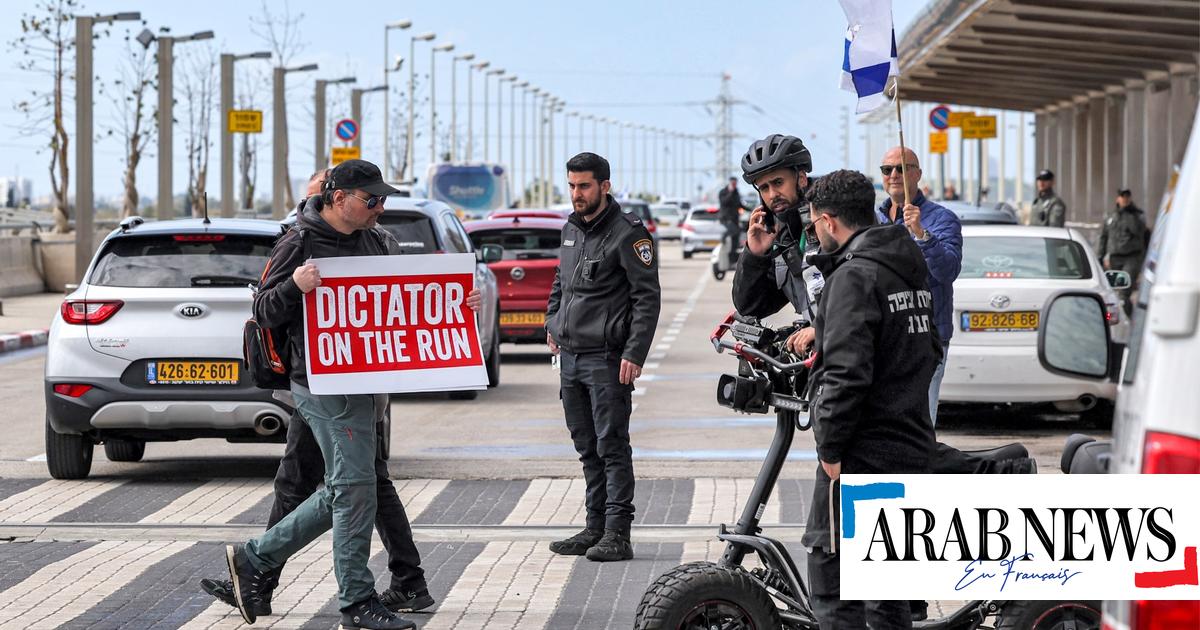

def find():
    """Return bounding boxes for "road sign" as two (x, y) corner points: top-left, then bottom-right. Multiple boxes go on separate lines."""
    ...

(227, 110), (263, 133)
(961, 115), (998, 139)
(929, 105), (950, 130)
(929, 131), (948, 154)
(335, 119), (359, 142)
(331, 146), (361, 165)
(947, 111), (976, 128)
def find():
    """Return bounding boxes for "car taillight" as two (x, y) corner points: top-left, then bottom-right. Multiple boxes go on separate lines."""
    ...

(646, 221), (657, 233)
(52, 383), (93, 397)
(1132, 599), (1199, 629)
(61, 300), (124, 325)
(1142, 431), (1200, 473)
(173, 234), (225, 242)
(682, 225), (695, 234)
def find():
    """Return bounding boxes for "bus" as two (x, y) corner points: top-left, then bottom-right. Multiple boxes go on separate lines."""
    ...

(425, 163), (513, 220)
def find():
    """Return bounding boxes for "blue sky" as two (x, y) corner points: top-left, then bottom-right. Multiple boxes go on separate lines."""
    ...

(1, 0), (932, 204)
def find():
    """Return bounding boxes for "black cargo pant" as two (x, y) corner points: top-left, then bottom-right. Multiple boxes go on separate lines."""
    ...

(809, 547), (912, 630)
(264, 395), (425, 593)
(560, 350), (635, 533)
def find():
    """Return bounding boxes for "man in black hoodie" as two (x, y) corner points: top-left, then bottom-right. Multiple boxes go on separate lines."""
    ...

(220, 160), (481, 630)
(803, 169), (938, 630)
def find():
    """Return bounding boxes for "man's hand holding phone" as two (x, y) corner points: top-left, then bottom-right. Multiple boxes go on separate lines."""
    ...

(746, 206), (780, 256)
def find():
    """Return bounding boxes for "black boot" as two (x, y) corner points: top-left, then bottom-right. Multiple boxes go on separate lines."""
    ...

(548, 527), (603, 556)
(339, 594), (416, 630)
(224, 544), (271, 624)
(585, 528), (634, 562)
(200, 577), (273, 617)
(379, 586), (435, 613)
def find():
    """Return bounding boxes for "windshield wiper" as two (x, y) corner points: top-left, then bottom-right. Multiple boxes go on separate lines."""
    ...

(190, 275), (257, 286)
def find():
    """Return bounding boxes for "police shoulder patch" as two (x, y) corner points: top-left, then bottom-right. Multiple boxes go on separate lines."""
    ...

(633, 238), (654, 267)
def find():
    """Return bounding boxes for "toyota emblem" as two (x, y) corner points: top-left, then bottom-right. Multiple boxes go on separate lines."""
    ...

(178, 303), (206, 318)
(510, 267), (526, 281)
(989, 295), (1011, 309)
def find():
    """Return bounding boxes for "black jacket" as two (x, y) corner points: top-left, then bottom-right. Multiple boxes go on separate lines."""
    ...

(732, 207), (819, 321)
(546, 196), (661, 366)
(802, 224), (939, 549)
(717, 186), (742, 224)
(1098, 203), (1149, 259)
(254, 197), (399, 387)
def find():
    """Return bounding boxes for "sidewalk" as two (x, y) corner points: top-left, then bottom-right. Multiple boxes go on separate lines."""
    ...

(0, 292), (62, 353)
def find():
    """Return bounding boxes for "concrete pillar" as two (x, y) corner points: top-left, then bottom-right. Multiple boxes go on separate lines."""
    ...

(1070, 104), (1088, 224)
(1123, 86), (1146, 215)
(1144, 81), (1171, 216)
(1056, 109), (1073, 215)
(1086, 97), (1105, 225)
(1168, 73), (1200, 168)
(1103, 94), (1124, 219)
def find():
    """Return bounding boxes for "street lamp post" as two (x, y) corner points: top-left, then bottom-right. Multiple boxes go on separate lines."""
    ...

(500, 75), (517, 170)
(383, 20), (412, 183)
(511, 80), (525, 186)
(467, 61), (488, 161)
(450, 52), (474, 161)
(75, 10), (140, 282)
(219, 50), (270, 218)
(429, 42), (454, 164)
(351, 85), (386, 150)
(156, 29), (215, 221)
(406, 31), (435, 182)
(273, 62), (318, 218)
(315, 76), (355, 171)
(527, 87), (540, 206)
(484, 68), (504, 162)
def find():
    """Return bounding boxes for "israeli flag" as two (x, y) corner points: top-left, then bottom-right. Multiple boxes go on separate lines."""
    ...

(839, 0), (900, 114)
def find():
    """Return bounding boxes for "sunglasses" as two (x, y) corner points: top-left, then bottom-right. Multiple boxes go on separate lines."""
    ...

(879, 164), (919, 177)
(347, 192), (387, 209)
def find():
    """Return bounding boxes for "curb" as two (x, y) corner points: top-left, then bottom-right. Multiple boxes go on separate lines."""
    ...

(0, 329), (49, 354)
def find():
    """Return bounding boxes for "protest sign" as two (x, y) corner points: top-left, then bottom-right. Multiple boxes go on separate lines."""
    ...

(302, 253), (487, 395)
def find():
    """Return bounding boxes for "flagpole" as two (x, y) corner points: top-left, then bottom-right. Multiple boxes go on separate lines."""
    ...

(892, 77), (912, 208)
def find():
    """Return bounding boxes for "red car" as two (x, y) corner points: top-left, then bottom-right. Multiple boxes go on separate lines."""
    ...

(464, 215), (566, 344)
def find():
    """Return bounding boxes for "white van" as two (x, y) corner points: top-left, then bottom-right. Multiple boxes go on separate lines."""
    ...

(1038, 107), (1200, 628)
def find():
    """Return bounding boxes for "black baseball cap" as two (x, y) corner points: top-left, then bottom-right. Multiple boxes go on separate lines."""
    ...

(1036, 169), (1055, 181)
(325, 159), (400, 197)
(1117, 188), (1132, 197)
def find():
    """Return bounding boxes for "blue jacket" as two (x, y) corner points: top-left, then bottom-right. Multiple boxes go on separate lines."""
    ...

(876, 193), (963, 342)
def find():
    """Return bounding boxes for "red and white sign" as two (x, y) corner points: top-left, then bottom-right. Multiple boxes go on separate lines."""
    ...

(302, 254), (486, 395)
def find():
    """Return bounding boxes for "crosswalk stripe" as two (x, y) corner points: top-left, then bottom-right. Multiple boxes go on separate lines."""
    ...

(688, 479), (780, 526)
(139, 478), (274, 524)
(503, 479), (586, 526)
(0, 540), (193, 629)
(178, 479), (446, 629)
(0, 479), (126, 524)
(421, 541), (575, 630)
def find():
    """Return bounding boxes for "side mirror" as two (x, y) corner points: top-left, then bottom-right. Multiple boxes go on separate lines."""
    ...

(479, 244), (503, 264)
(1105, 269), (1132, 289)
(1037, 292), (1112, 380)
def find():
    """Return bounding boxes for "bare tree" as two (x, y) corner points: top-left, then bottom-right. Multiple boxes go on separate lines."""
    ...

(180, 43), (216, 216)
(103, 25), (157, 218)
(10, 0), (88, 232)
(236, 65), (266, 212)
(249, 0), (304, 210)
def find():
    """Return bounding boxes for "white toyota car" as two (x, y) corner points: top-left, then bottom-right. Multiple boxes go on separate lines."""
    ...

(940, 224), (1132, 422)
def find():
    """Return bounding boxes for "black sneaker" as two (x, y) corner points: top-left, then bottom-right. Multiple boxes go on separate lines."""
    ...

(200, 577), (273, 617)
(585, 529), (634, 562)
(910, 599), (929, 622)
(339, 594), (416, 630)
(548, 527), (603, 556)
(379, 587), (435, 613)
(225, 544), (270, 624)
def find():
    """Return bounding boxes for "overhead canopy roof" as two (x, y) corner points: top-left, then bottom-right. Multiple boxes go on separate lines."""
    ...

(896, 0), (1200, 112)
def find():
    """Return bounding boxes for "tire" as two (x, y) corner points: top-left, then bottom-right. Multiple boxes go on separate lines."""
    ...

(449, 389), (479, 400)
(377, 405), (392, 460)
(104, 438), (146, 462)
(486, 316), (502, 388)
(712, 266), (725, 281)
(45, 421), (94, 480)
(635, 561), (781, 630)
(995, 600), (1101, 630)
(683, 250), (693, 260)
(1081, 400), (1114, 430)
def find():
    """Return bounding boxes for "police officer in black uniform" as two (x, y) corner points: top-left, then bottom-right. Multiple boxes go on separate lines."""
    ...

(545, 152), (661, 562)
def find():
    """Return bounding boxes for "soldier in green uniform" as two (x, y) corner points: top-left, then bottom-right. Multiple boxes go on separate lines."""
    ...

(1099, 188), (1150, 315)
(1030, 169), (1067, 227)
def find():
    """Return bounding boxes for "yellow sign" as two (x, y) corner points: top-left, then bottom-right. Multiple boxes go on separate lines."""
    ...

(929, 131), (948, 154)
(947, 111), (976, 128)
(961, 115), (998, 139)
(227, 110), (263, 133)
(331, 146), (361, 165)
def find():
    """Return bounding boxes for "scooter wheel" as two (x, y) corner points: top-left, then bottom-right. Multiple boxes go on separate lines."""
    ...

(994, 600), (1100, 630)
(634, 561), (781, 630)
(713, 268), (726, 281)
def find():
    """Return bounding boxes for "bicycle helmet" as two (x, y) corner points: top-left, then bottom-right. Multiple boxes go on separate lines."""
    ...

(741, 134), (812, 185)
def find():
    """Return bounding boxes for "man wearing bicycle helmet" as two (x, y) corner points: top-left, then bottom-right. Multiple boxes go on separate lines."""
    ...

(732, 134), (823, 356)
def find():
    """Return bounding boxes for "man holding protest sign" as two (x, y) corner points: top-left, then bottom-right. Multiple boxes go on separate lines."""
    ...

(546, 153), (661, 562)
(221, 159), (482, 630)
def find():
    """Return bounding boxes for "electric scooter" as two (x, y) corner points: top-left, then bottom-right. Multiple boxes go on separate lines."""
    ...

(632, 313), (1102, 630)
(711, 220), (748, 281)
